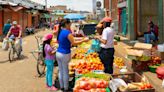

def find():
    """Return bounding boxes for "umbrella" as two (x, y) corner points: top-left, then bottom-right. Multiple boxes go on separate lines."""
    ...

(64, 13), (85, 20)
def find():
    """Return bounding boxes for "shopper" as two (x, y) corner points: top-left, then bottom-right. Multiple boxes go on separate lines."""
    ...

(56, 18), (89, 92)
(3, 19), (11, 36)
(95, 17), (115, 74)
(42, 33), (57, 91)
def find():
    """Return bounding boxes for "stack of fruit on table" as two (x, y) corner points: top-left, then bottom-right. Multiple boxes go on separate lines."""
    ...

(78, 41), (92, 49)
(119, 82), (153, 91)
(72, 48), (88, 59)
(69, 59), (104, 74)
(73, 77), (109, 92)
(69, 52), (104, 75)
(114, 57), (124, 68)
(148, 56), (161, 73)
(148, 56), (161, 66)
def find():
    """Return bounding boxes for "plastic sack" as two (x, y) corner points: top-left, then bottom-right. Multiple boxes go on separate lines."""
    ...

(157, 44), (164, 52)
(156, 67), (164, 79)
(15, 39), (21, 51)
(109, 78), (127, 92)
(2, 38), (9, 50)
(91, 39), (100, 52)
(87, 49), (95, 54)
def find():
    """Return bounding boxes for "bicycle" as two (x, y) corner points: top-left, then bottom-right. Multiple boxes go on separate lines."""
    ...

(31, 36), (46, 77)
(8, 37), (22, 62)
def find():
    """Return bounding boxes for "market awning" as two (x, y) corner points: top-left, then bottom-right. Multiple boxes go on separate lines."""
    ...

(8, 2), (17, 6)
(41, 13), (51, 19)
(10, 6), (23, 12)
(64, 13), (85, 20)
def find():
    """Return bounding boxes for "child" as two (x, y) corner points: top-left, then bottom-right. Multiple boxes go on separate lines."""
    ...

(42, 33), (57, 91)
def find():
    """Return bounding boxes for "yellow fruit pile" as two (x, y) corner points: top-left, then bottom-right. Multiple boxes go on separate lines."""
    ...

(114, 57), (124, 68)
(72, 48), (88, 59)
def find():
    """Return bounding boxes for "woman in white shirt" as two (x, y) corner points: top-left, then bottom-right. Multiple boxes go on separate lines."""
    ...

(95, 17), (115, 74)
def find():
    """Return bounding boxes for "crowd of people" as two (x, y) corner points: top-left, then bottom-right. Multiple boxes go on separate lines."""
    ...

(41, 17), (116, 91)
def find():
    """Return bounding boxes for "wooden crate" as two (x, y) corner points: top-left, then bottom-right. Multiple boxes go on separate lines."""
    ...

(131, 60), (150, 72)
(111, 72), (155, 92)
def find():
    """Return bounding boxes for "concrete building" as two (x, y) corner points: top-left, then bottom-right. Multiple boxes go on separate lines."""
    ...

(0, 0), (46, 35)
(104, 0), (164, 43)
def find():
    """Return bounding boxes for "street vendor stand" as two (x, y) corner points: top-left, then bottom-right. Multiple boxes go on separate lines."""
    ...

(53, 37), (156, 92)
(126, 43), (153, 72)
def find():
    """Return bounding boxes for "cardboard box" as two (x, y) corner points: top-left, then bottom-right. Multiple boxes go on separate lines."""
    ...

(126, 49), (143, 57)
(158, 52), (164, 60)
(134, 42), (152, 50)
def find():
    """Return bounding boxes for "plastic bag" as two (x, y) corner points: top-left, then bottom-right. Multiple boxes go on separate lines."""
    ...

(91, 39), (100, 52)
(2, 38), (9, 50)
(109, 78), (127, 92)
(156, 67), (164, 79)
(15, 39), (21, 51)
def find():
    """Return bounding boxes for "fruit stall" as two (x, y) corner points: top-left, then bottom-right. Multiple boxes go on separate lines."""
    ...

(126, 42), (162, 73)
(66, 39), (156, 92)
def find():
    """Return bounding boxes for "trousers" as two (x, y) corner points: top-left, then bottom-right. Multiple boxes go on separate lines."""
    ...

(45, 59), (54, 87)
(56, 52), (71, 90)
(99, 48), (115, 74)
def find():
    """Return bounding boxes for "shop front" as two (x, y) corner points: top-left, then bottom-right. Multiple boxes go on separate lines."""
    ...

(117, 0), (127, 36)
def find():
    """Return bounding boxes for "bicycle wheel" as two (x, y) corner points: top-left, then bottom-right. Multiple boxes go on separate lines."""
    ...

(9, 47), (15, 62)
(37, 53), (46, 76)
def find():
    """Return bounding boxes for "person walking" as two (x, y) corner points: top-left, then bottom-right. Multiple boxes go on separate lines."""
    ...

(42, 33), (57, 91)
(53, 17), (63, 35)
(56, 18), (88, 92)
(95, 17), (115, 74)
(3, 19), (11, 36)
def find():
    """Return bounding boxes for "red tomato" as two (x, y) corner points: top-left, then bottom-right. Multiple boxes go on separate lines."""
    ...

(146, 84), (152, 88)
(140, 86), (146, 90)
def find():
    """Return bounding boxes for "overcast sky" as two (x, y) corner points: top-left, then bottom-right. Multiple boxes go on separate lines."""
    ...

(31, 0), (104, 12)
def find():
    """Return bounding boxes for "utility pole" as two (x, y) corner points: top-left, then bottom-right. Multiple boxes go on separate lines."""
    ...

(45, 0), (47, 10)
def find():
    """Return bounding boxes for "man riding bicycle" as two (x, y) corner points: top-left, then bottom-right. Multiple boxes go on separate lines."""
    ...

(6, 21), (22, 50)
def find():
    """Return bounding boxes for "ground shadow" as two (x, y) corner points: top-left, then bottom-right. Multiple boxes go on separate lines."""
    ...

(121, 39), (138, 47)
(0, 60), (9, 64)
(18, 55), (29, 60)
(9, 55), (29, 63)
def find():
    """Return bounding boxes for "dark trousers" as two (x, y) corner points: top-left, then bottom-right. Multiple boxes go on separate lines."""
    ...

(99, 48), (115, 74)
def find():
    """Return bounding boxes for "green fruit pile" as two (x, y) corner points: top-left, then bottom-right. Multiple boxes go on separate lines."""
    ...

(138, 55), (151, 61)
(82, 73), (111, 81)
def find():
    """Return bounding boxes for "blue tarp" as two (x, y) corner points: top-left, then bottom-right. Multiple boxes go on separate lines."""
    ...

(64, 13), (85, 20)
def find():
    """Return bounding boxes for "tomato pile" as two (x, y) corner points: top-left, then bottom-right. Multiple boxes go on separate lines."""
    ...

(73, 77), (108, 92)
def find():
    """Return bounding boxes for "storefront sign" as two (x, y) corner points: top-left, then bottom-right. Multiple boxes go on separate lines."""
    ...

(96, 1), (102, 8)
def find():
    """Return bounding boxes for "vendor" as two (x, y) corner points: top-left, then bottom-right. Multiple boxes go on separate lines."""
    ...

(95, 17), (115, 74)
(74, 24), (85, 37)
(96, 23), (103, 35)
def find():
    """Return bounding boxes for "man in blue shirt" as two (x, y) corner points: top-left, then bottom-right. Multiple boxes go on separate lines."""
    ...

(3, 19), (11, 36)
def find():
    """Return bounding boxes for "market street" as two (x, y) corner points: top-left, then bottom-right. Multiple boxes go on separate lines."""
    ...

(0, 30), (61, 92)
